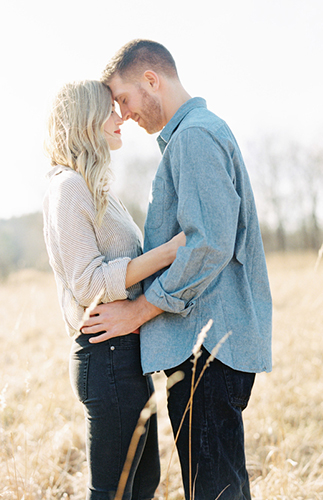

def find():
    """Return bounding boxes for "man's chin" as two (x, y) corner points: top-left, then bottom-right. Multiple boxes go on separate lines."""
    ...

(139, 121), (162, 135)
(139, 122), (152, 134)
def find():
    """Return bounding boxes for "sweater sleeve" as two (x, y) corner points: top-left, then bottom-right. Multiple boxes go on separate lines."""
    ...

(45, 173), (130, 307)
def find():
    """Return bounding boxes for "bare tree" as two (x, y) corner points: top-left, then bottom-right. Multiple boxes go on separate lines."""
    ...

(246, 136), (292, 251)
(246, 136), (323, 251)
(290, 143), (323, 250)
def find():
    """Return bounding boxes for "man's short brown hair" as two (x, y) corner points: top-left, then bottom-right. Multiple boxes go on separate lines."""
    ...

(101, 39), (178, 84)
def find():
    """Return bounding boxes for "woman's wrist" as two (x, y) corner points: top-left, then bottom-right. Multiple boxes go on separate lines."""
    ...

(162, 240), (176, 267)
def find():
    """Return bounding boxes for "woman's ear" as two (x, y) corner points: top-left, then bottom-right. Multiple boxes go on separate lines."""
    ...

(143, 71), (160, 91)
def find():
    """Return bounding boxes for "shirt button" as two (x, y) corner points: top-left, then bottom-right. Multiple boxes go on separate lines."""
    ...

(110, 346), (115, 351)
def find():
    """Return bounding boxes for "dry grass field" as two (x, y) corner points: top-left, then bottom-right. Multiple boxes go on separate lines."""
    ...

(0, 251), (322, 500)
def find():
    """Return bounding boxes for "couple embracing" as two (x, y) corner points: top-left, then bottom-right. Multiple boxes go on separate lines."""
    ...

(43, 39), (272, 500)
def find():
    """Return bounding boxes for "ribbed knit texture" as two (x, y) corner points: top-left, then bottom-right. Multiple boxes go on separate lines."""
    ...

(43, 165), (143, 336)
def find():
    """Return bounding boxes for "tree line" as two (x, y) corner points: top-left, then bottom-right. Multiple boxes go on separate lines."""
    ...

(246, 137), (323, 252)
(0, 213), (50, 279)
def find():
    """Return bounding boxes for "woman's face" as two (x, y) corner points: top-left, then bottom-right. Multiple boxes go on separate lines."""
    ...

(103, 102), (123, 150)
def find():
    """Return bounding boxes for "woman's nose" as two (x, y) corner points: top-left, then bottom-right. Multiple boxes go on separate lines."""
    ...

(116, 112), (124, 124)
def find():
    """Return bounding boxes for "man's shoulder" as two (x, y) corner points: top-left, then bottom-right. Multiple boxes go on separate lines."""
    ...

(177, 107), (228, 138)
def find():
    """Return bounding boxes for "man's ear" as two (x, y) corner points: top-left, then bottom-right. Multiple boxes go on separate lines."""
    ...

(143, 71), (160, 91)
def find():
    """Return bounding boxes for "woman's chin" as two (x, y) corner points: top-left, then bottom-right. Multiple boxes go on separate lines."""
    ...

(109, 140), (123, 151)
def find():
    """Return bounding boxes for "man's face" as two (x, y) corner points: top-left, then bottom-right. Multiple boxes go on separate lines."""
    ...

(109, 74), (164, 134)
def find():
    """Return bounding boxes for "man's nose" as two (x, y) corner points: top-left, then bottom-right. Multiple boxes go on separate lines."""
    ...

(121, 108), (131, 121)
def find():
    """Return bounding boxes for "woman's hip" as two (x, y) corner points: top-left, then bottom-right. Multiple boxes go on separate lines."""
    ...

(69, 333), (151, 406)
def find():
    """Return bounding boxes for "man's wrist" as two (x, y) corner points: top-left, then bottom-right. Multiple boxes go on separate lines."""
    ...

(134, 294), (163, 324)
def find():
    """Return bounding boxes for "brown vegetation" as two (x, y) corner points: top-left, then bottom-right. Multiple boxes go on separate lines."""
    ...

(0, 252), (322, 499)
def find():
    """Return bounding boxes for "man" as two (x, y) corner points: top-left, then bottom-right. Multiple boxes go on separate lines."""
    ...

(82, 39), (272, 500)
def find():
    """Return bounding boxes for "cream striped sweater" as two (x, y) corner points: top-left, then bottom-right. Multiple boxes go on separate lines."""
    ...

(43, 165), (143, 336)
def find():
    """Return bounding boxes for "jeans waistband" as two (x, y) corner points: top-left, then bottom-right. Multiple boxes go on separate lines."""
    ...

(73, 332), (140, 348)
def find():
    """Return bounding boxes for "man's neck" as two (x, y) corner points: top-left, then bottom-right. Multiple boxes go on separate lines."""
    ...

(160, 79), (191, 126)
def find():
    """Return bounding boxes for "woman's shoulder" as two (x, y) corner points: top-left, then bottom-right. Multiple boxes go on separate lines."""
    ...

(47, 165), (89, 196)
(44, 165), (94, 218)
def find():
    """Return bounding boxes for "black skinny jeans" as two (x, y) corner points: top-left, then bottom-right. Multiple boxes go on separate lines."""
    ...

(69, 333), (160, 500)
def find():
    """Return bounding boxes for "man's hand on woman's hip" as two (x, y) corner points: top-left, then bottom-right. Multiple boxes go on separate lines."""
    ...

(81, 295), (163, 343)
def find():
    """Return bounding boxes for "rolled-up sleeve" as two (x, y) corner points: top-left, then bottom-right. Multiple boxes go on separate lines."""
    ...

(48, 176), (130, 307)
(145, 127), (241, 315)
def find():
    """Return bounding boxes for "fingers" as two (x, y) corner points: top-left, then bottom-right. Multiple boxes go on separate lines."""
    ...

(84, 305), (104, 320)
(88, 304), (104, 316)
(81, 326), (98, 334)
(82, 317), (98, 328)
(88, 332), (113, 343)
(82, 312), (104, 328)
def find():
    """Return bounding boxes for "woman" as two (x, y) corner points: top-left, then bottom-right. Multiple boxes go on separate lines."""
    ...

(43, 80), (184, 500)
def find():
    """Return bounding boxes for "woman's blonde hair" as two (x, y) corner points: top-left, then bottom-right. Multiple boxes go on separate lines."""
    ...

(45, 80), (112, 225)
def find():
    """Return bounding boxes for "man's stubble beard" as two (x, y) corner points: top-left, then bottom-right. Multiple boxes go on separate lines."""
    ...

(138, 87), (163, 134)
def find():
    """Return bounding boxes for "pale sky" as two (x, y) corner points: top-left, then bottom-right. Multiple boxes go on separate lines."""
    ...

(0, 0), (322, 219)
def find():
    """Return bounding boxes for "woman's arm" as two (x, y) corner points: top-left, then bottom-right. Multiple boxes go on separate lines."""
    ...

(125, 232), (185, 289)
(45, 172), (185, 305)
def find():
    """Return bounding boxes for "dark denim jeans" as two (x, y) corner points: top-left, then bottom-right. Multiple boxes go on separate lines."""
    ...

(165, 348), (255, 500)
(69, 333), (160, 500)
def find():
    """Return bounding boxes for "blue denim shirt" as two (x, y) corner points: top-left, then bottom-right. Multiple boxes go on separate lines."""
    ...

(140, 97), (272, 375)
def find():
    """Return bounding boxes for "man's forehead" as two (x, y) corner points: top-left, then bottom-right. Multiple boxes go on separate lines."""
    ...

(109, 75), (138, 100)
(109, 75), (127, 97)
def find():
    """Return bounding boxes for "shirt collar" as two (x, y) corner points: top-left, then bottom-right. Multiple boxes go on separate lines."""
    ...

(157, 97), (207, 153)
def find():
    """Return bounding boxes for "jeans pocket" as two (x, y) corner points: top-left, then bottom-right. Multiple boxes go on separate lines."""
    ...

(222, 365), (255, 411)
(69, 352), (91, 403)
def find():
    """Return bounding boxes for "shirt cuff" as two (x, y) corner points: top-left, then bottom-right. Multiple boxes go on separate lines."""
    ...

(102, 257), (131, 302)
(145, 277), (195, 317)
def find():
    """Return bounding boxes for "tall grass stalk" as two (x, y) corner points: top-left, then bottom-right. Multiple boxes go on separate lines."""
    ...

(114, 371), (184, 500)
(80, 289), (105, 328)
(188, 320), (212, 500)
(114, 398), (156, 500)
(314, 243), (323, 271)
(165, 321), (231, 500)
(215, 484), (230, 499)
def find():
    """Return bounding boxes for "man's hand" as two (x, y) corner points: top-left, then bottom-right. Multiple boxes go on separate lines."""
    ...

(81, 294), (163, 343)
